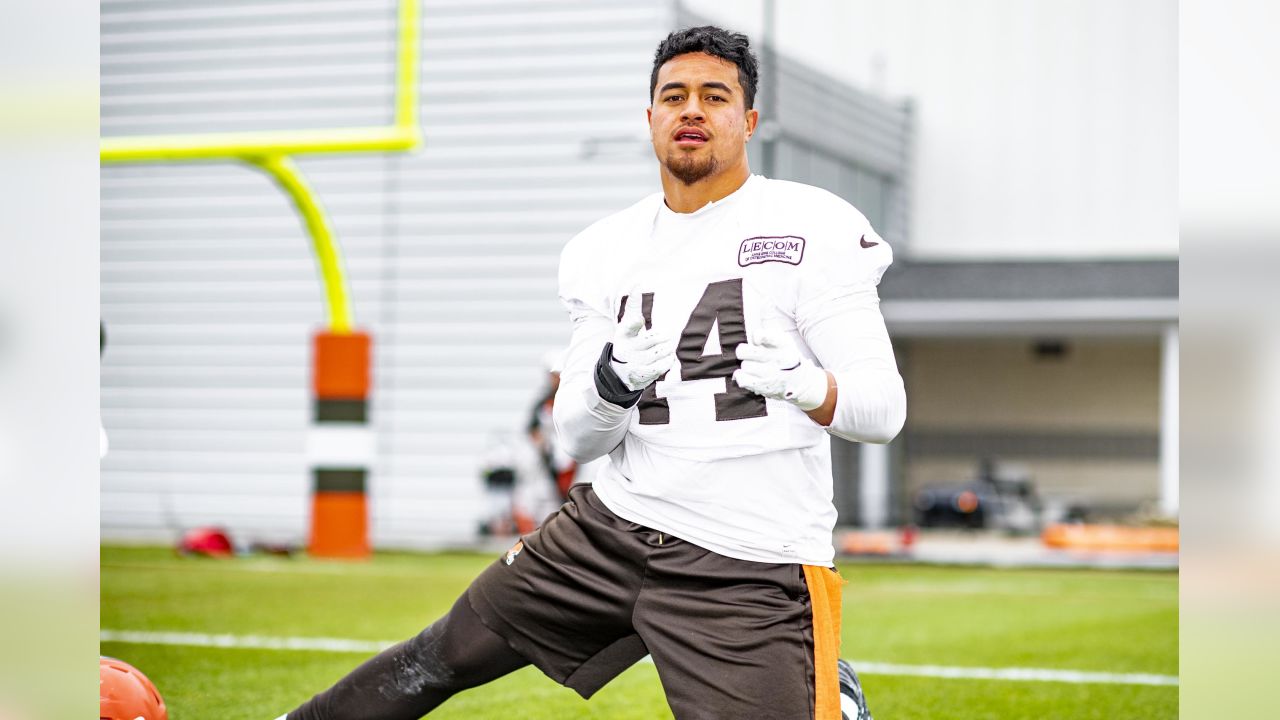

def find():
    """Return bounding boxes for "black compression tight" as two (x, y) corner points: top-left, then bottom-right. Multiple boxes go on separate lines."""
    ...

(285, 593), (530, 720)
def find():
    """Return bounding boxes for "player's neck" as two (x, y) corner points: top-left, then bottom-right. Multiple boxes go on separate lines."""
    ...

(660, 163), (752, 214)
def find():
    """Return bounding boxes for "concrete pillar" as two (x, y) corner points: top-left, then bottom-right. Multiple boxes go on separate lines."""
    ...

(860, 442), (892, 528)
(1159, 323), (1179, 517)
(1260, 331), (1280, 540)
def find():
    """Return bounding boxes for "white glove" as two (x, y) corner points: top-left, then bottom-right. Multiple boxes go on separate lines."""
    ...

(733, 332), (829, 411)
(609, 297), (676, 392)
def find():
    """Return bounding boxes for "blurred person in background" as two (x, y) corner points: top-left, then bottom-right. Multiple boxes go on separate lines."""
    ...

(476, 432), (519, 536)
(526, 348), (577, 501)
(479, 349), (599, 537)
(526, 347), (607, 506)
(277, 25), (896, 720)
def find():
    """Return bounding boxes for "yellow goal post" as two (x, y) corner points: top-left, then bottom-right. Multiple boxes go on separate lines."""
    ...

(99, 0), (423, 333)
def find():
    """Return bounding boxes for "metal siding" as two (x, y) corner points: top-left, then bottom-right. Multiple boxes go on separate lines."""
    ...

(101, 0), (667, 547)
(775, 62), (910, 178)
(770, 57), (912, 245)
(676, 7), (913, 245)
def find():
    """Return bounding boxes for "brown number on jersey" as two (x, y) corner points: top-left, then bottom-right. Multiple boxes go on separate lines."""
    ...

(623, 278), (768, 425)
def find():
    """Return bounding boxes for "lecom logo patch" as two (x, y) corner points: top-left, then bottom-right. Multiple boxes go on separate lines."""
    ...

(738, 235), (805, 267)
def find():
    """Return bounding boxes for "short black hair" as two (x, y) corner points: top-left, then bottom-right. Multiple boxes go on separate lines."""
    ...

(650, 26), (759, 110)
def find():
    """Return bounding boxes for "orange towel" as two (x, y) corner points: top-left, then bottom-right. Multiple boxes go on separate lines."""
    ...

(803, 564), (847, 720)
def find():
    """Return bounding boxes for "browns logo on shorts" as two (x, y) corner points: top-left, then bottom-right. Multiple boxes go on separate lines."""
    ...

(504, 540), (524, 565)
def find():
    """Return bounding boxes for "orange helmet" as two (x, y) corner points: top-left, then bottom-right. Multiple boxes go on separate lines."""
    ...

(100, 656), (168, 720)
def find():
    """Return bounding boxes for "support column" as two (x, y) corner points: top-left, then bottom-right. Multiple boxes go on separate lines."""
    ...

(860, 442), (891, 529)
(1159, 323), (1179, 517)
(308, 331), (373, 558)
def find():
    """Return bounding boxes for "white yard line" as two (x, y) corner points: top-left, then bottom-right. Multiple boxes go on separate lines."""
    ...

(101, 629), (393, 654)
(850, 660), (1178, 687)
(100, 629), (1178, 687)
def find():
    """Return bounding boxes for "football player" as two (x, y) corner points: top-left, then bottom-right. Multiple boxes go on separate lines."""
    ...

(278, 25), (900, 720)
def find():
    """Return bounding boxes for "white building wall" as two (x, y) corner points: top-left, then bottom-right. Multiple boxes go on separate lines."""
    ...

(101, 0), (667, 547)
(680, 0), (1178, 259)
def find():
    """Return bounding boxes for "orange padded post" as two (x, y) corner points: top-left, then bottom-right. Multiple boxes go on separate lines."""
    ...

(308, 492), (369, 558)
(308, 330), (373, 559)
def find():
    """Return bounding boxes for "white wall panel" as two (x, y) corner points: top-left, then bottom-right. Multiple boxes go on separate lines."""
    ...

(101, 0), (668, 547)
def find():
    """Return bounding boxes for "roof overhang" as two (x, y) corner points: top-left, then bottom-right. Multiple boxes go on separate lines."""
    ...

(879, 259), (1178, 337)
(883, 298), (1177, 336)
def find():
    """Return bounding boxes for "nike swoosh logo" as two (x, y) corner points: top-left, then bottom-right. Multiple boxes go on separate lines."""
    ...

(860, 235), (879, 249)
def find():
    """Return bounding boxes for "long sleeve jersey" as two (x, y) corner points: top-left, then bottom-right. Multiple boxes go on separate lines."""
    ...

(553, 175), (905, 565)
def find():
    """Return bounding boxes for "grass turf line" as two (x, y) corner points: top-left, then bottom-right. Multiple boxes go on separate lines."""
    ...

(101, 546), (1177, 720)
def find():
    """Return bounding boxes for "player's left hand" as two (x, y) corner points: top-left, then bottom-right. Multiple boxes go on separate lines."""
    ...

(733, 332), (829, 411)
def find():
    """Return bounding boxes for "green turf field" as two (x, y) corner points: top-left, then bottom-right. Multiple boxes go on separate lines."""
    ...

(100, 545), (1177, 719)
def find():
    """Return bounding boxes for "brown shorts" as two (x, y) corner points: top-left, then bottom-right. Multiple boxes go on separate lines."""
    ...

(467, 484), (838, 720)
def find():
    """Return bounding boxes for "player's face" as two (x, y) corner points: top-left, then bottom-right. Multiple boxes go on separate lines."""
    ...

(648, 53), (758, 185)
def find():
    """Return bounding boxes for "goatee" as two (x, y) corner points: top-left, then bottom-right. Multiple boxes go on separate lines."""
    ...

(665, 153), (719, 185)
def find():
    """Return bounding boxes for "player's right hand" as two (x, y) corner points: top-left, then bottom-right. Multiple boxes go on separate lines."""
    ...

(608, 297), (676, 392)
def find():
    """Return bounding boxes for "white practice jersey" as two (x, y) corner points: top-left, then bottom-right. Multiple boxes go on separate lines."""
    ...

(554, 175), (905, 565)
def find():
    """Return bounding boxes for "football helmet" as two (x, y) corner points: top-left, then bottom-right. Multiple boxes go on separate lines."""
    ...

(100, 656), (167, 720)
(838, 658), (873, 720)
